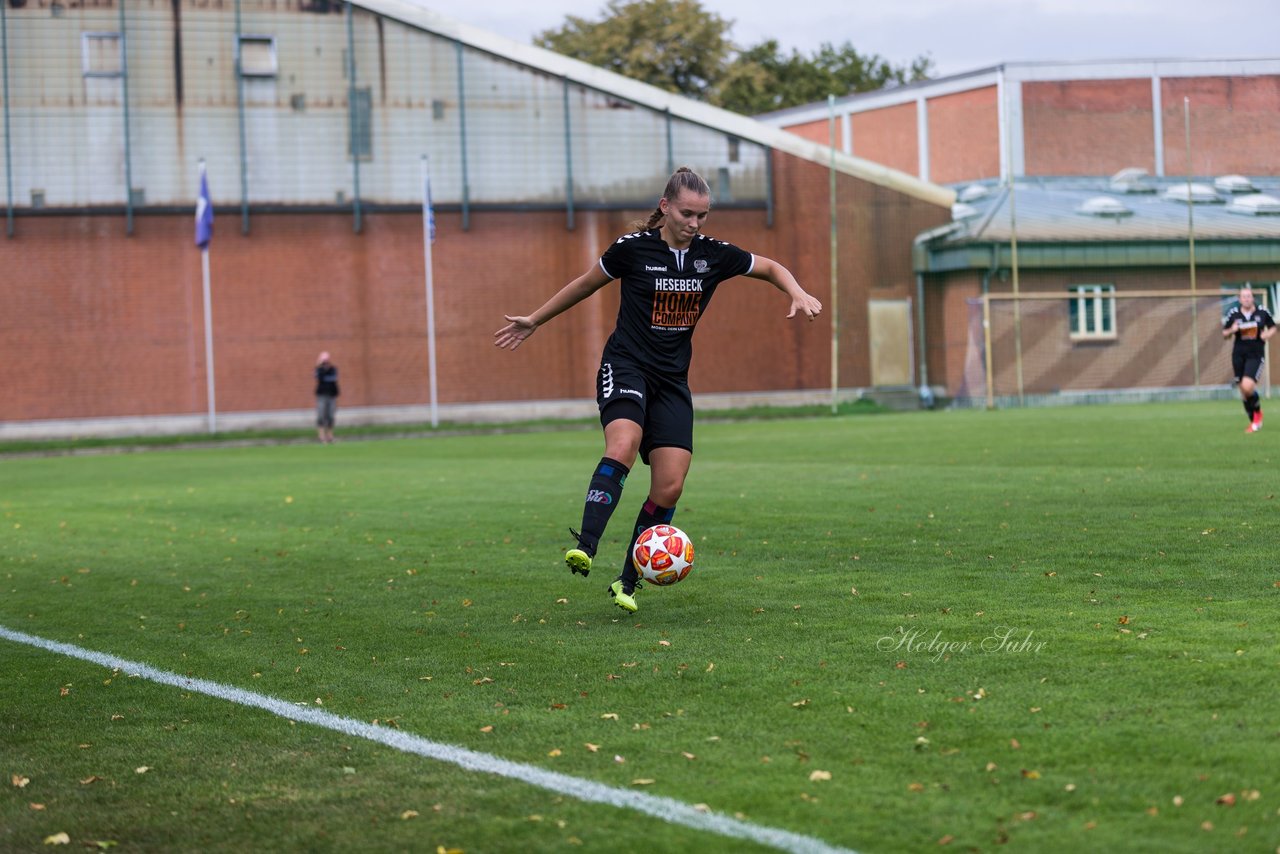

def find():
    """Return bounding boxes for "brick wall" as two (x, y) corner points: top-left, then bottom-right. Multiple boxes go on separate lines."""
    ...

(850, 103), (918, 177)
(927, 86), (1001, 184)
(0, 156), (951, 424)
(1162, 76), (1280, 176)
(1023, 78), (1157, 176)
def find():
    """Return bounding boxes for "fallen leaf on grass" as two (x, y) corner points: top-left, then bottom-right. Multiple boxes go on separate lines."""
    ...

(400, 810), (418, 820)
(79, 776), (102, 785)
(681, 752), (696, 760)
(658, 640), (671, 647)
(584, 743), (599, 753)
(791, 699), (810, 708)
(937, 835), (954, 845)
(472, 677), (493, 685)
(479, 725), (493, 733)
(907, 782), (925, 793)
(631, 779), (655, 786)
(1021, 769), (1041, 780)
(809, 770), (832, 782)
(43, 833), (70, 846)
(1215, 793), (1236, 806)
(134, 766), (151, 775)
(12, 774), (30, 788)
(600, 713), (619, 720)
(29, 803), (45, 811)
(547, 749), (562, 757)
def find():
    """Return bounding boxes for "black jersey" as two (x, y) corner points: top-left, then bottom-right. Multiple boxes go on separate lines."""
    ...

(315, 364), (339, 396)
(598, 229), (754, 376)
(1224, 305), (1275, 358)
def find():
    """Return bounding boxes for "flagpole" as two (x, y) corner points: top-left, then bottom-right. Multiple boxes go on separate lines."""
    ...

(421, 155), (439, 428)
(198, 159), (217, 434)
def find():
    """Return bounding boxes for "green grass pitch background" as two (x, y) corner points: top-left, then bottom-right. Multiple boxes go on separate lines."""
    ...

(1, 401), (1277, 852)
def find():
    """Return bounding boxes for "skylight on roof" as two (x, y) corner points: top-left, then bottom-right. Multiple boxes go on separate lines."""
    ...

(951, 202), (980, 220)
(957, 184), (990, 203)
(1162, 183), (1222, 204)
(1225, 193), (1280, 215)
(1214, 174), (1255, 194)
(1109, 167), (1155, 194)
(1076, 196), (1133, 218)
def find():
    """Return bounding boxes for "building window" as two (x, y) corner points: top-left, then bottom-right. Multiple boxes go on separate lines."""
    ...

(82, 32), (123, 78)
(1068, 285), (1116, 340)
(349, 87), (372, 159)
(239, 36), (278, 78)
(727, 137), (740, 164)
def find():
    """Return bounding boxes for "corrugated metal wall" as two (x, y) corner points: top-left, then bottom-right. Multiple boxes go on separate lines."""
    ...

(0, 0), (767, 211)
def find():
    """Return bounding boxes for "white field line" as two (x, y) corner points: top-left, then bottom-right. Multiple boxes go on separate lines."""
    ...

(0, 625), (859, 854)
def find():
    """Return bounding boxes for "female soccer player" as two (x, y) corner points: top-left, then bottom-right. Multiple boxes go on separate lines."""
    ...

(494, 167), (823, 613)
(1223, 284), (1276, 433)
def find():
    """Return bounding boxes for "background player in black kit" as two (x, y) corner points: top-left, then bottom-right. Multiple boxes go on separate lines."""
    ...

(1222, 284), (1276, 433)
(494, 167), (823, 613)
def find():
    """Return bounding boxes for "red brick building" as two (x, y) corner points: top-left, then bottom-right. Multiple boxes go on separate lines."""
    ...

(764, 60), (1280, 405)
(762, 60), (1280, 185)
(0, 0), (950, 438)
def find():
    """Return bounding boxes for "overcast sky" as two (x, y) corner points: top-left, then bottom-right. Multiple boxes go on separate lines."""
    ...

(426, 0), (1279, 78)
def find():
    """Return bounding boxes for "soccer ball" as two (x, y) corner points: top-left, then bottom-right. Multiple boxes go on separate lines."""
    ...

(631, 524), (694, 586)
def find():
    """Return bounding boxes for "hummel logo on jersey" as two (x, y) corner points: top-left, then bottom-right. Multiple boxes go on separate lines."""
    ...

(645, 265), (669, 272)
(600, 363), (615, 397)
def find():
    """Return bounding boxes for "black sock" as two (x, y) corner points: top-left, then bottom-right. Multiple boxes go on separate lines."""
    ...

(1244, 393), (1260, 417)
(621, 499), (676, 586)
(574, 457), (629, 557)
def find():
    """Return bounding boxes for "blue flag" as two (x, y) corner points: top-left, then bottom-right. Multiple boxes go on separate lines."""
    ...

(425, 169), (436, 243)
(195, 169), (214, 249)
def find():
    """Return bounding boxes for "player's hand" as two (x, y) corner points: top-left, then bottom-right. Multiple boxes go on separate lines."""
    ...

(787, 292), (823, 321)
(494, 315), (539, 350)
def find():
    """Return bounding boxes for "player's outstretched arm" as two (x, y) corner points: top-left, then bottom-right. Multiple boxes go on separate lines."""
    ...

(746, 256), (823, 321)
(494, 265), (613, 350)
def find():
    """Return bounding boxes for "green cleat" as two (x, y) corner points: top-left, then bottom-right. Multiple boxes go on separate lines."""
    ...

(608, 578), (638, 613)
(566, 548), (593, 577)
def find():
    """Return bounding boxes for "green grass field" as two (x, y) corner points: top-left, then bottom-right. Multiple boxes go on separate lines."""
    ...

(2, 401), (1277, 853)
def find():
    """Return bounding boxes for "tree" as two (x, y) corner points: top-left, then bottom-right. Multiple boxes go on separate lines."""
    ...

(715, 41), (935, 115)
(537, 0), (934, 115)
(534, 0), (734, 100)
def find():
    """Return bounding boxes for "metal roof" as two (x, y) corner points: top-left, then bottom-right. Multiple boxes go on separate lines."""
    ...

(913, 175), (1280, 272)
(941, 176), (1280, 244)
(356, 0), (953, 208)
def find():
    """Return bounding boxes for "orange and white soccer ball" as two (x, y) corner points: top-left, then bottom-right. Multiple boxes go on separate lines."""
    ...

(631, 524), (694, 586)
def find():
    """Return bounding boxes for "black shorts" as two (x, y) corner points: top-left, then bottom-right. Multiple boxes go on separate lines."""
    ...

(595, 358), (693, 464)
(1232, 351), (1265, 384)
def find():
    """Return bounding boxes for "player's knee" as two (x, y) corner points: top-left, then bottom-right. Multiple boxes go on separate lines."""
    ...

(1241, 378), (1256, 395)
(650, 475), (685, 506)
